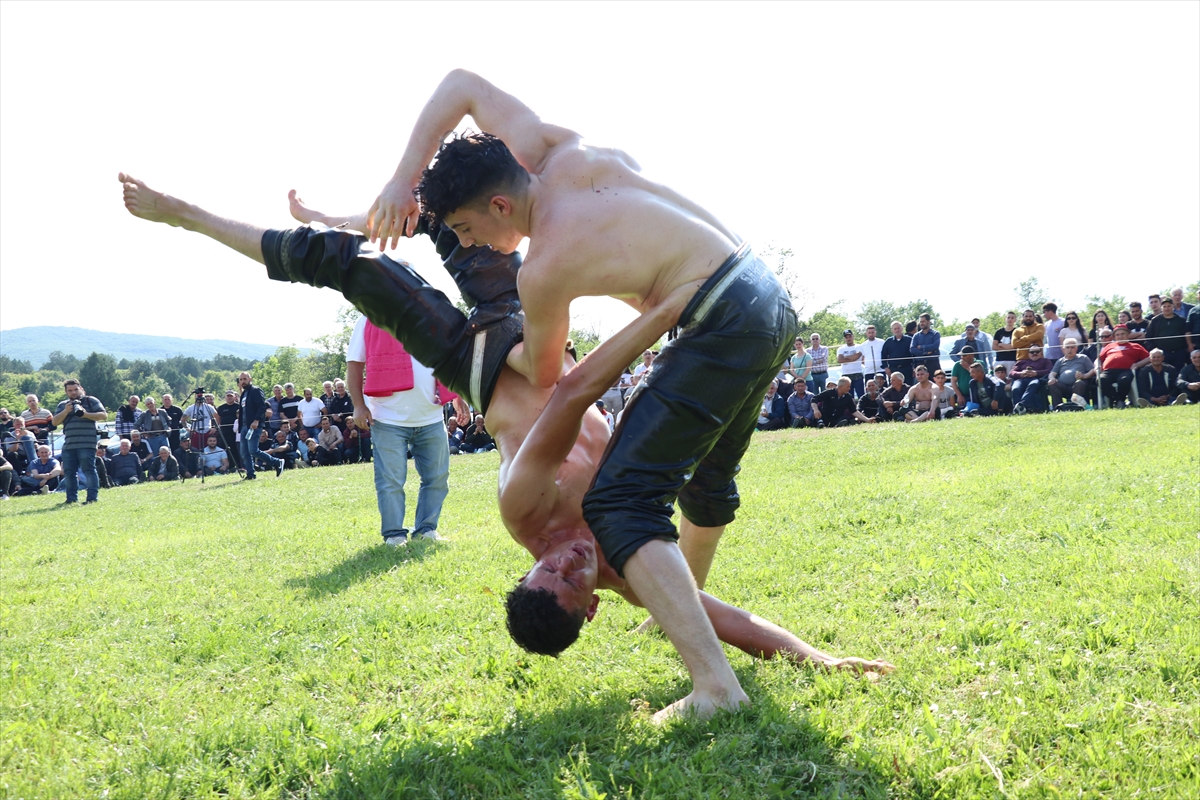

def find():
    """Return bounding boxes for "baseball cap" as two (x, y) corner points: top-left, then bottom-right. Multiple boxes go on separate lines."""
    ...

(842, 329), (853, 336)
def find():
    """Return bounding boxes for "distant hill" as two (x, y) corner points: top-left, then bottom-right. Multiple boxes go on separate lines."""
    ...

(0, 327), (308, 369)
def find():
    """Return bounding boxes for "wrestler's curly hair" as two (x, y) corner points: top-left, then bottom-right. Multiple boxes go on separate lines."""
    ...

(415, 132), (529, 228)
(505, 584), (585, 657)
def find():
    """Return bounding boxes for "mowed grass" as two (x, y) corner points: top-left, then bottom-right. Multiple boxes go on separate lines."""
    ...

(2, 408), (1197, 799)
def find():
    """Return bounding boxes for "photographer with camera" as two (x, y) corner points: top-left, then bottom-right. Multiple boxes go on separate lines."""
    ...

(51, 379), (107, 505)
(183, 389), (218, 449)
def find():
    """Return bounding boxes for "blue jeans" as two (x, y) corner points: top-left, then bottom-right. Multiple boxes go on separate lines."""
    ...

(146, 434), (168, 458)
(61, 447), (99, 502)
(809, 371), (828, 393)
(241, 426), (280, 477)
(845, 373), (865, 398)
(371, 420), (449, 540)
(1012, 378), (1048, 412)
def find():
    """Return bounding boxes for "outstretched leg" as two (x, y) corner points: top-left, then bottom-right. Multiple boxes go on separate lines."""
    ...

(288, 189), (371, 232)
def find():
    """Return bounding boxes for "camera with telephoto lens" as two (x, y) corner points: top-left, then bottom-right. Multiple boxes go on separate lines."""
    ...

(68, 399), (85, 417)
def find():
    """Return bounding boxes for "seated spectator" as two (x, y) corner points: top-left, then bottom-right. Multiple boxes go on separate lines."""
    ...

(4, 416), (36, 471)
(328, 379), (355, 430)
(786, 384), (816, 428)
(21, 394), (54, 443)
(108, 439), (144, 485)
(94, 443), (112, 489)
(756, 381), (788, 431)
(201, 434), (230, 476)
(993, 363), (1012, 393)
(931, 370), (959, 419)
(857, 380), (883, 421)
(288, 422), (311, 461)
(0, 449), (12, 498)
(267, 429), (297, 469)
(147, 446), (180, 481)
(965, 361), (1011, 416)
(296, 387), (326, 431)
(1011, 345), (1054, 414)
(950, 347), (977, 407)
(1048, 338), (1096, 409)
(1135, 349), (1180, 407)
(114, 395), (142, 440)
(19, 444), (61, 495)
(880, 372), (910, 422)
(1189, 289), (1200, 353)
(446, 417), (465, 454)
(136, 397), (172, 455)
(902, 365), (938, 422)
(128, 429), (154, 465)
(1177, 349), (1200, 404)
(315, 417), (344, 466)
(1098, 325), (1151, 409)
(173, 437), (202, 479)
(343, 417), (371, 463)
(305, 438), (322, 468)
(813, 377), (877, 427)
(462, 414), (496, 453)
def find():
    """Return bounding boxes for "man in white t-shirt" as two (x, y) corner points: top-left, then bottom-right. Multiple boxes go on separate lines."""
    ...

(296, 388), (326, 430)
(347, 315), (450, 547)
(859, 325), (886, 379)
(836, 329), (866, 398)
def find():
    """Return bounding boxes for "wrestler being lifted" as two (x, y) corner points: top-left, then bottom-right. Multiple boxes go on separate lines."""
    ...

(120, 169), (893, 722)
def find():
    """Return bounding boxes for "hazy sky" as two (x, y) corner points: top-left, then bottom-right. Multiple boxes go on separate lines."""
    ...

(2, 1), (1197, 351)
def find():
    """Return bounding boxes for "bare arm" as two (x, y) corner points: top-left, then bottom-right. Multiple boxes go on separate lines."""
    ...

(370, 70), (581, 248)
(508, 268), (575, 389)
(346, 361), (371, 429)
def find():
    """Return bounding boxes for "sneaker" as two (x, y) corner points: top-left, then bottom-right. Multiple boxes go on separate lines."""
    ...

(419, 530), (447, 541)
(276, 462), (284, 478)
(82, 499), (97, 506)
(384, 533), (409, 547)
(39, 486), (49, 494)
(1175, 393), (1189, 406)
(1014, 403), (1027, 415)
(62, 499), (77, 505)
(1137, 397), (1150, 408)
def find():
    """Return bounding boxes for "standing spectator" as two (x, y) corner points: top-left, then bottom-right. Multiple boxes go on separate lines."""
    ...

(173, 437), (202, 479)
(113, 395), (141, 440)
(966, 362), (1011, 416)
(785, 336), (813, 393)
(136, 397), (172, 456)
(319, 380), (337, 410)
(632, 349), (655, 385)
(880, 372), (909, 422)
(949, 325), (986, 363)
(836, 329), (866, 398)
(857, 380), (883, 421)
(328, 379), (355, 430)
(859, 325), (886, 378)
(160, 394), (185, 451)
(808, 333), (830, 392)
(296, 388), (326, 431)
(1135, 349), (1179, 408)
(881, 321), (914, 385)
(347, 316), (451, 546)
(1012, 309), (1045, 361)
(1097, 325), (1150, 408)
(950, 347), (976, 407)
(1058, 311), (1088, 355)
(1145, 298), (1188, 370)
(1187, 289), (1200, 353)
(183, 393), (217, 449)
(147, 446), (180, 481)
(1125, 301), (1150, 341)
(595, 400), (616, 432)
(237, 371), (282, 479)
(910, 314), (942, 377)
(108, 439), (144, 486)
(1088, 309), (1114, 344)
(813, 377), (875, 427)
(1147, 293), (1163, 319)
(214, 390), (242, 468)
(1177, 349), (1200, 404)
(201, 434), (229, 476)
(1042, 302), (1065, 360)
(21, 395), (54, 443)
(0, 407), (12, 441)
(1170, 287), (1193, 318)
(315, 417), (344, 465)
(1047, 339), (1096, 408)
(279, 383), (302, 425)
(462, 414), (496, 453)
(969, 318), (994, 371)
(756, 381), (788, 431)
(20, 444), (61, 494)
(1117, 310), (1133, 326)
(1010, 344), (1054, 414)
(50, 378), (106, 505)
(266, 385), (286, 434)
(786, 383), (816, 428)
(993, 311), (1019, 368)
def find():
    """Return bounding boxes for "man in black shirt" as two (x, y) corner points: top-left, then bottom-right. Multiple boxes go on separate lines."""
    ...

(215, 390), (242, 468)
(813, 377), (877, 427)
(328, 380), (355, 431)
(1126, 302), (1150, 342)
(1145, 298), (1189, 370)
(173, 437), (202, 479)
(966, 362), (1011, 416)
(880, 321), (914, 385)
(160, 394), (186, 451)
(280, 384), (302, 424)
(856, 380), (883, 420)
(993, 311), (1018, 367)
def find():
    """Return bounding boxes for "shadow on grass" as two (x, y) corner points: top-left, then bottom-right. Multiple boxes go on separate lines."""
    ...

(2, 500), (75, 516)
(284, 540), (448, 598)
(318, 680), (890, 798)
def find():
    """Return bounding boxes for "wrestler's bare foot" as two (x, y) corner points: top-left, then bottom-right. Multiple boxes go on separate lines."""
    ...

(119, 173), (189, 227)
(632, 615), (659, 635)
(288, 189), (328, 226)
(651, 688), (749, 725)
(822, 656), (896, 682)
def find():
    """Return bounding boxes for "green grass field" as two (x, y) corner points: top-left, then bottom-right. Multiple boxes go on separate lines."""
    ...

(2, 408), (1197, 799)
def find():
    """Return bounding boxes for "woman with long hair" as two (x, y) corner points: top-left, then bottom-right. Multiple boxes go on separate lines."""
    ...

(1061, 310), (1088, 347)
(1089, 309), (1113, 342)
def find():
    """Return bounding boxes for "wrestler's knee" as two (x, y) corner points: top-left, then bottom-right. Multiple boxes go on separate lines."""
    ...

(677, 477), (740, 529)
(581, 494), (677, 577)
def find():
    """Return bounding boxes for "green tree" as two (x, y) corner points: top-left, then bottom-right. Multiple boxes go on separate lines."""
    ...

(308, 305), (361, 383)
(1015, 277), (1052, 311)
(569, 325), (604, 359)
(855, 299), (943, 334)
(40, 350), (80, 373)
(1083, 293), (1130, 325)
(78, 352), (123, 409)
(252, 346), (303, 392)
(0, 355), (34, 373)
(797, 302), (853, 346)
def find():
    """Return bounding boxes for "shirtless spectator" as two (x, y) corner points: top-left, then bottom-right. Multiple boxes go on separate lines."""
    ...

(114, 395), (141, 440)
(108, 439), (144, 486)
(1135, 349), (1179, 408)
(966, 362), (1010, 416)
(462, 414), (496, 453)
(993, 311), (1019, 369)
(756, 381), (788, 431)
(1177, 349), (1200, 404)
(21, 395), (54, 443)
(315, 417), (344, 465)
(201, 434), (229, 476)
(1011, 344), (1054, 414)
(1012, 309), (1045, 361)
(813, 377), (876, 427)
(147, 446), (180, 481)
(1097, 325), (1150, 408)
(1048, 338), (1096, 408)
(786, 383), (816, 428)
(903, 365), (938, 422)
(880, 372), (909, 422)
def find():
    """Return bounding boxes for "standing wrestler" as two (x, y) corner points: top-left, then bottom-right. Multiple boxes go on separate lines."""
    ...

(119, 175), (891, 719)
(367, 71), (797, 719)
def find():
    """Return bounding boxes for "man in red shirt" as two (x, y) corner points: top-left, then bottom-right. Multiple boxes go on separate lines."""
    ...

(1097, 325), (1151, 408)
